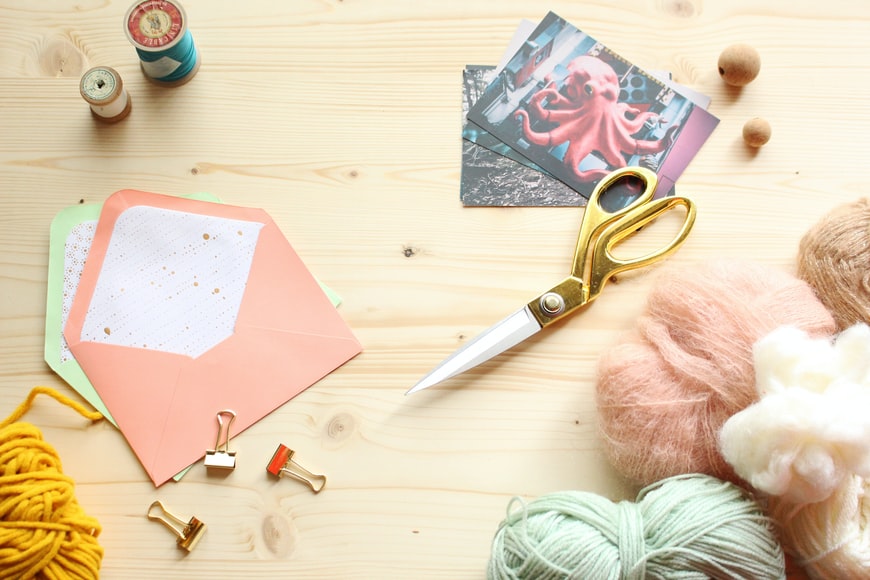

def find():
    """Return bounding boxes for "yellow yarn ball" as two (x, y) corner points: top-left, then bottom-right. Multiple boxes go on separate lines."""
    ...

(0, 387), (104, 579)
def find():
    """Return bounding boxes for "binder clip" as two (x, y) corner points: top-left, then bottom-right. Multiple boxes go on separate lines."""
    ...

(147, 500), (206, 552)
(204, 409), (236, 470)
(266, 444), (327, 493)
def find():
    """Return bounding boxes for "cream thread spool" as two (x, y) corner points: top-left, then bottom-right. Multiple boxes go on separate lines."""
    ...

(80, 67), (132, 123)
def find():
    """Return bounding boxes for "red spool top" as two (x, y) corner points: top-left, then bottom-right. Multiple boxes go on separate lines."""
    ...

(124, 0), (187, 52)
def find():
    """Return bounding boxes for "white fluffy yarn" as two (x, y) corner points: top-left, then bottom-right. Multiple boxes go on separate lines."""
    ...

(720, 324), (870, 503)
(720, 323), (870, 578)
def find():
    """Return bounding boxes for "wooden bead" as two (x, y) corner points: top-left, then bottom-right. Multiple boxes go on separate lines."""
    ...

(743, 118), (771, 147)
(718, 44), (761, 86)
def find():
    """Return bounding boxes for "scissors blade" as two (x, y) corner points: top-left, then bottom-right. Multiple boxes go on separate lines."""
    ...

(406, 306), (543, 395)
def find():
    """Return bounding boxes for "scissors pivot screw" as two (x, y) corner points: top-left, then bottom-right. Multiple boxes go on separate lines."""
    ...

(539, 293), (565, 316)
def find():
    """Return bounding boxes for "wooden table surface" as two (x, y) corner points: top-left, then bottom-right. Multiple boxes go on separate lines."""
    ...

(0, 0), (862, 577)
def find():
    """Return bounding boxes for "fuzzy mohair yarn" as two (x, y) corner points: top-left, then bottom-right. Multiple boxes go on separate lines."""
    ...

(596, 259), (836, 487)
(486, 473), (785, 580)
(797, 197), (870, 331)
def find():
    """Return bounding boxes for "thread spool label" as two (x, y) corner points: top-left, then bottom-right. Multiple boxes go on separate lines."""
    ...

(80, 66), (131, 122)
(140, 56), (182, 78)
(81, 68), (120, 104)
(125, 0), (186, 51)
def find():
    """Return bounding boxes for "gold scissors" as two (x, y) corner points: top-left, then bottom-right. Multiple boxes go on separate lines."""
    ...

(407, 166), (697, 395)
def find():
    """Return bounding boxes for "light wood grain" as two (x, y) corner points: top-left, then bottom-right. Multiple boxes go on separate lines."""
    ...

(0, 0), (864, 577)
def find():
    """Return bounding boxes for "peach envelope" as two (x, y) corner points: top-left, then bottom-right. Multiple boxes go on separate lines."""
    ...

(64, 190), (362, 486)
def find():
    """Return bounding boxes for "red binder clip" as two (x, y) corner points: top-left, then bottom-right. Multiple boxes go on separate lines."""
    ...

(266, 444), (326, 493)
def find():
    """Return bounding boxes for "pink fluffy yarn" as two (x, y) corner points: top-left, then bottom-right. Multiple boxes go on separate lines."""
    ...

(596, 259), (836, 487)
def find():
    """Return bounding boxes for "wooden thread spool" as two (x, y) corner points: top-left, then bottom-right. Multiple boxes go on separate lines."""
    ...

(124, 0), (201, 86)
(80, 66), (132, 123)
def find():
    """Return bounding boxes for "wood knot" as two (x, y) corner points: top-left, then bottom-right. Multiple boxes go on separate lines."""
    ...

(657, 0), (698, 18)
(261, 513), (296, 558)
(324, 412), (356, 443)
(403, 246), (418, 258)
(37, 36), (87, 78)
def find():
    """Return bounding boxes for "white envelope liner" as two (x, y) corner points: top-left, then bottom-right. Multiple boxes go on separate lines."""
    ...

(62, 220), (98, 363)
(81, 206), (264, 358)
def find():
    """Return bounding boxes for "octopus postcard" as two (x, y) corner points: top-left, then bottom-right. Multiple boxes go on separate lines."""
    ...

(461, 65), (583, 206)
(465, 12), (720, 200)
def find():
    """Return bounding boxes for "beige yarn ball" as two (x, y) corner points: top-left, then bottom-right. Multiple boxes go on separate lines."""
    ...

(797, 198), (870, 331)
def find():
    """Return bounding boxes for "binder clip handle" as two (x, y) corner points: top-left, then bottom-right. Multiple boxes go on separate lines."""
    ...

(266, 444), (326, 493)
(147, 500), (206, 552)
(205, 409), (236, 470)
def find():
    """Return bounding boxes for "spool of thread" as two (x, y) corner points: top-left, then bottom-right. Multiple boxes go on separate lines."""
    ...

(797, 198), (870, 332)
(487, 473), (785, 579)
(595, 259), (836, 487)
(80, 66), (132, 123)
(0, 386), (104, 578)
(124, 0), (201, 86)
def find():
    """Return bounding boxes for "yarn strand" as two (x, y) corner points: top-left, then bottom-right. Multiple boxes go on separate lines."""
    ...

(0, 386), (104, 580)
(0, 386), (103, 429)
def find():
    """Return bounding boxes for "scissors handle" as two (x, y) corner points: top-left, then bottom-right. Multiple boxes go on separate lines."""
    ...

(571, 166), (658, 283)
(585, 194), (696, 302)
(525, 167), (695, 329)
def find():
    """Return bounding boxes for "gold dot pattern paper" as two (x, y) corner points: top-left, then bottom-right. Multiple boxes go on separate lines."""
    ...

(80, 206), (264, 358)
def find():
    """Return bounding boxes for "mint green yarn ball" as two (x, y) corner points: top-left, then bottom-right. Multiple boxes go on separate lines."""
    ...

(487, 474), (785, 579)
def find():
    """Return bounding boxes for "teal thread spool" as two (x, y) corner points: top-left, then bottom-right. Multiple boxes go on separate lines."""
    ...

(124, 0), (200, 86)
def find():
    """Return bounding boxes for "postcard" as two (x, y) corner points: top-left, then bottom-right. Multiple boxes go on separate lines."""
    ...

(460, 66), (707, 206)
(465, 12), (719, 200)
(461, 65), (584, 206)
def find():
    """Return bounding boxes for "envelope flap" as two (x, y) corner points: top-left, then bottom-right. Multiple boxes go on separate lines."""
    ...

(152, 326), (360, 484)
(239, 218), (353, 334)
(69, 342), (186, 479)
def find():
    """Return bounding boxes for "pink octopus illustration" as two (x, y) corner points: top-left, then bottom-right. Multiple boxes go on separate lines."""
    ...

(515, 55), (679, 183)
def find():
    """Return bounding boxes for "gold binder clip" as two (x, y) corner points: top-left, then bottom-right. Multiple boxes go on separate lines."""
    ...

(147, 500), (206, 552)
(204, 409), (236, 470)
(266, 444), (327, 493)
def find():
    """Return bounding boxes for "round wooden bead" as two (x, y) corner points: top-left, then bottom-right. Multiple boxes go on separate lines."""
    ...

(718, 44), (761, 86)
(743, 118), (771, 147)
